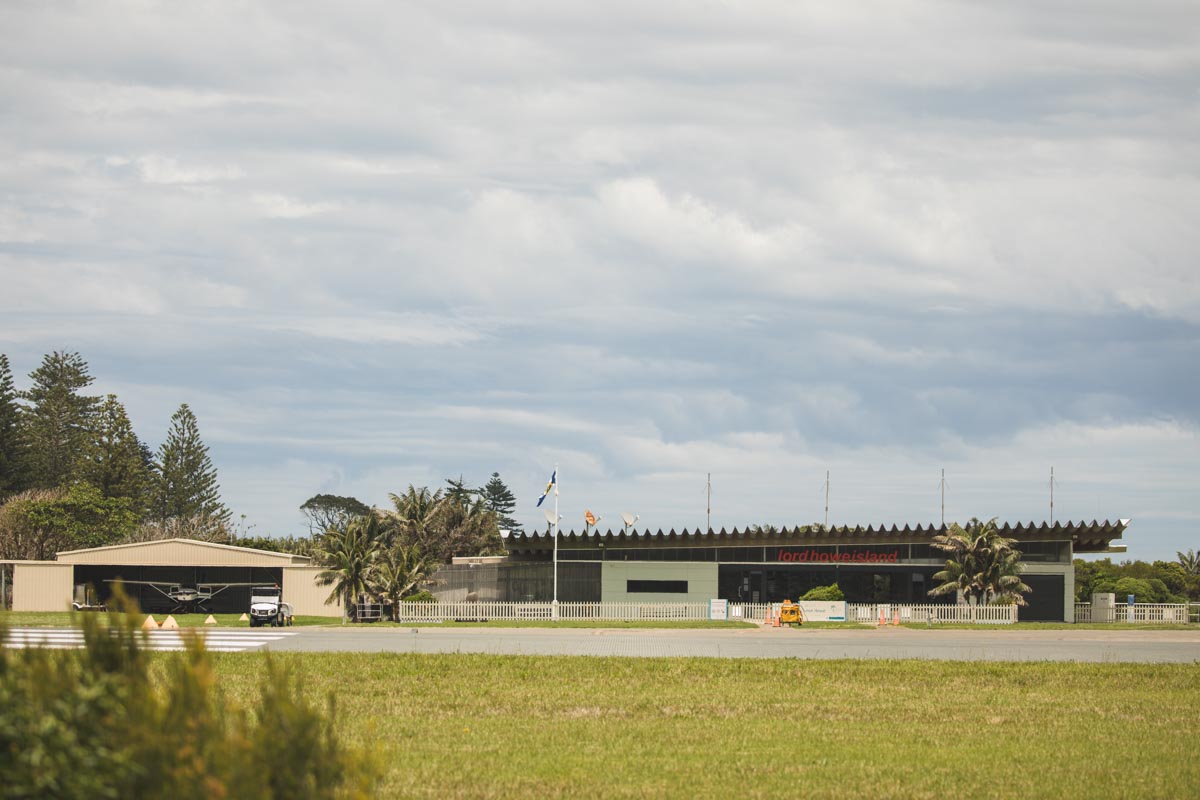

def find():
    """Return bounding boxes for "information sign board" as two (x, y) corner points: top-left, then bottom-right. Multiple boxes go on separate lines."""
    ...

(709, 599), (728, 620)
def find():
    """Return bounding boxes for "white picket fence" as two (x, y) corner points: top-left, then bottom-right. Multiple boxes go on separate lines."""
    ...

(1074, 603), (1197, 624)
(390, 601), (731, 623)
(848, 602), (1017, 624)
(384, 600), (1017, 624)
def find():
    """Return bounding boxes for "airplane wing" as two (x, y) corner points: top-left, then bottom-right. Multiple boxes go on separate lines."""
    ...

(103, 579), (178, 599)
(197, 582), (263, 598)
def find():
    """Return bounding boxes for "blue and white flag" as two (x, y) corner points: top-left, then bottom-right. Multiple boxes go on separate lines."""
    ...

(536, 469), (557, 507)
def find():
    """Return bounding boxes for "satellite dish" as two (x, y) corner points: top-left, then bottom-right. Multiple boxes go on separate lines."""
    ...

(543, 508), (560, 525)
(620, 512), (639, 530)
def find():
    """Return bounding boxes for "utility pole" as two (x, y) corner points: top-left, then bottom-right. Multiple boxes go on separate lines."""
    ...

(824, 470), (830, 529)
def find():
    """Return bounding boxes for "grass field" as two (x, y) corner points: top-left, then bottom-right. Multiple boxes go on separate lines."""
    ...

(205, 653), (1200, 799)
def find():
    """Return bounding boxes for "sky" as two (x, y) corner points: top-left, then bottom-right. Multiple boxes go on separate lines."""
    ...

(1, 2), (1197, 560)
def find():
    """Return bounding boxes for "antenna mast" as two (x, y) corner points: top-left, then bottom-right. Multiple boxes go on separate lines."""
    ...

(706, 473), (711, 533)
(824, 470), (830, 529)
(1050, 466), (1055, 526)
(940, 468), (947, 528)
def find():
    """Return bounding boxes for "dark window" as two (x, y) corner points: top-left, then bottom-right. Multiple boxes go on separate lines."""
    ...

(1014, 541), (1069, 562)
(558, 549), (600, 561)
(627, 579), (688, 594)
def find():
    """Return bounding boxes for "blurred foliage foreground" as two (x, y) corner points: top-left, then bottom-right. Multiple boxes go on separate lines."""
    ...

(0, 592), (378, 800)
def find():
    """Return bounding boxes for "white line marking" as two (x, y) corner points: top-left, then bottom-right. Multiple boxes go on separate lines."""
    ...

(2, 628), (297, 653)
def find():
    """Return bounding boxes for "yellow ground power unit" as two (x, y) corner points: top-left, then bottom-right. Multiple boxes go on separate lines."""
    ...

(778, 600), (803, 626)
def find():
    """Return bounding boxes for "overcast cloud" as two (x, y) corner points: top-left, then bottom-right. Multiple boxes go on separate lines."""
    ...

(1, 1), (1197, 559)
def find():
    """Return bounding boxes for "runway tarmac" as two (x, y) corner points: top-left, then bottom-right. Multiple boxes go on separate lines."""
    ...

(257, 625), (1200, 663)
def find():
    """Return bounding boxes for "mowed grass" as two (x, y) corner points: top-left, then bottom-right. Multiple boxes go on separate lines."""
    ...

(207, 653), (1200, 799)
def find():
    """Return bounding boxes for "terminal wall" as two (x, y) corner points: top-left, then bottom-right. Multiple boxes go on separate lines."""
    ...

(601, 562), (718, 603)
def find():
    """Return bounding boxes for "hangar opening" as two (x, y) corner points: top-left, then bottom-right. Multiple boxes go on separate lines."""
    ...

(75, 564), (286, 614)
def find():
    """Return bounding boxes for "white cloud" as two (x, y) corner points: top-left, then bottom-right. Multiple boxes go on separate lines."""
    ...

(135, 155), (244, 185)
(1, 1), (1196, 556)
(252, 193), (338, 218)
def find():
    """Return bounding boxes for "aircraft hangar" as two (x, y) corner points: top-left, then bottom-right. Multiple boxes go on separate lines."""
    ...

(4, 539), (340, 617)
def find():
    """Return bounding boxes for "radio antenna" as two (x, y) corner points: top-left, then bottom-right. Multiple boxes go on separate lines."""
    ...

(939, 469), (949, 528)
(824, 470), (830, 529)
(706, 473), (712, 533)
(1049, 466), (1057, 526)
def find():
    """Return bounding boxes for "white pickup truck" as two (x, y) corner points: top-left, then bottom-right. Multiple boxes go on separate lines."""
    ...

(248, 585), (294, 627)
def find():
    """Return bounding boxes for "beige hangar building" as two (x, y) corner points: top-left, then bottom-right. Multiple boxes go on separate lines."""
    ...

(3, 539), (342, 617)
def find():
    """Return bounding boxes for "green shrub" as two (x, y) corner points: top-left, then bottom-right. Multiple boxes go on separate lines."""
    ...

(0, 592), (378, 799)
(402, 590), (436, 602)
(800, 583), (845, 601)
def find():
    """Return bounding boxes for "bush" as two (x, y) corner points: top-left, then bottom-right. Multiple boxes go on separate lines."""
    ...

(0, 591), (378, 799)
(402, 590), (436, 602)
(800, 583), (845, 601)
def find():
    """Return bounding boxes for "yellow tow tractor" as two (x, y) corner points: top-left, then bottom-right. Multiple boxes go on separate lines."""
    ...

(778, 599), (804, 627)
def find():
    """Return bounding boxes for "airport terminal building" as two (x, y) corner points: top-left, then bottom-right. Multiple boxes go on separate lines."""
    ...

(439, 519), (1130, 622)
(3, 520), (1130, 623)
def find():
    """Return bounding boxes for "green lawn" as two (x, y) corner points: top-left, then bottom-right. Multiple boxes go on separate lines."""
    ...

(206, 653), (1200, 798)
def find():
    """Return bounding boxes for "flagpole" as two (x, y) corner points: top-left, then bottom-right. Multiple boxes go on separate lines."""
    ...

(552, 463), (559, 620)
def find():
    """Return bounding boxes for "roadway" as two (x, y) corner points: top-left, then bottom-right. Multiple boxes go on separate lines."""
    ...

(256, 625), (1200, 663)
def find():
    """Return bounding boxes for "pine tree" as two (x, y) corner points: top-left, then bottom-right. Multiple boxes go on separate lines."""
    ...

(0, 354), (26, 498)
(81, 395), (150, 505)
(479, 472), (521, 533)
(444, 474), (475, 506)
(153, 403), (230, 531)
(19, 351), (100, 488)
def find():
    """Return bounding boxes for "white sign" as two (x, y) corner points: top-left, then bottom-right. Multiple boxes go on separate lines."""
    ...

(709, 599), (728, 620)
(797, 601), (847, 622)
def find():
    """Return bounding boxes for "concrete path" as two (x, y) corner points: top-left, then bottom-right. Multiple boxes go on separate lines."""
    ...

(257, 625), (1200, 663)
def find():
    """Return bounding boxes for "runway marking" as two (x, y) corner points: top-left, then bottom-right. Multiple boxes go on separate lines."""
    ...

(2, 628), (297, 653)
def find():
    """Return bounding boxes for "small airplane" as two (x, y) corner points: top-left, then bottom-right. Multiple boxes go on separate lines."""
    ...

(104, 579), (260, 613)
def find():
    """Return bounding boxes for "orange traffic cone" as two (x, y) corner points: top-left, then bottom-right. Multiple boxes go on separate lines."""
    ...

(893, 609), (900, 626)
(878, 608), (885, 627)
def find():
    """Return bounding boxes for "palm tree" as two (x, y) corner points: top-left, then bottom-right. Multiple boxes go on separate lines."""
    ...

(1177, 549), (1200, 576)
(928, 517), (1031, 606)
(388, 485), (442, 550)
(387, 484), (502, 563)
(371, 544), (435, 619)
(315, 515), (380, 622)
